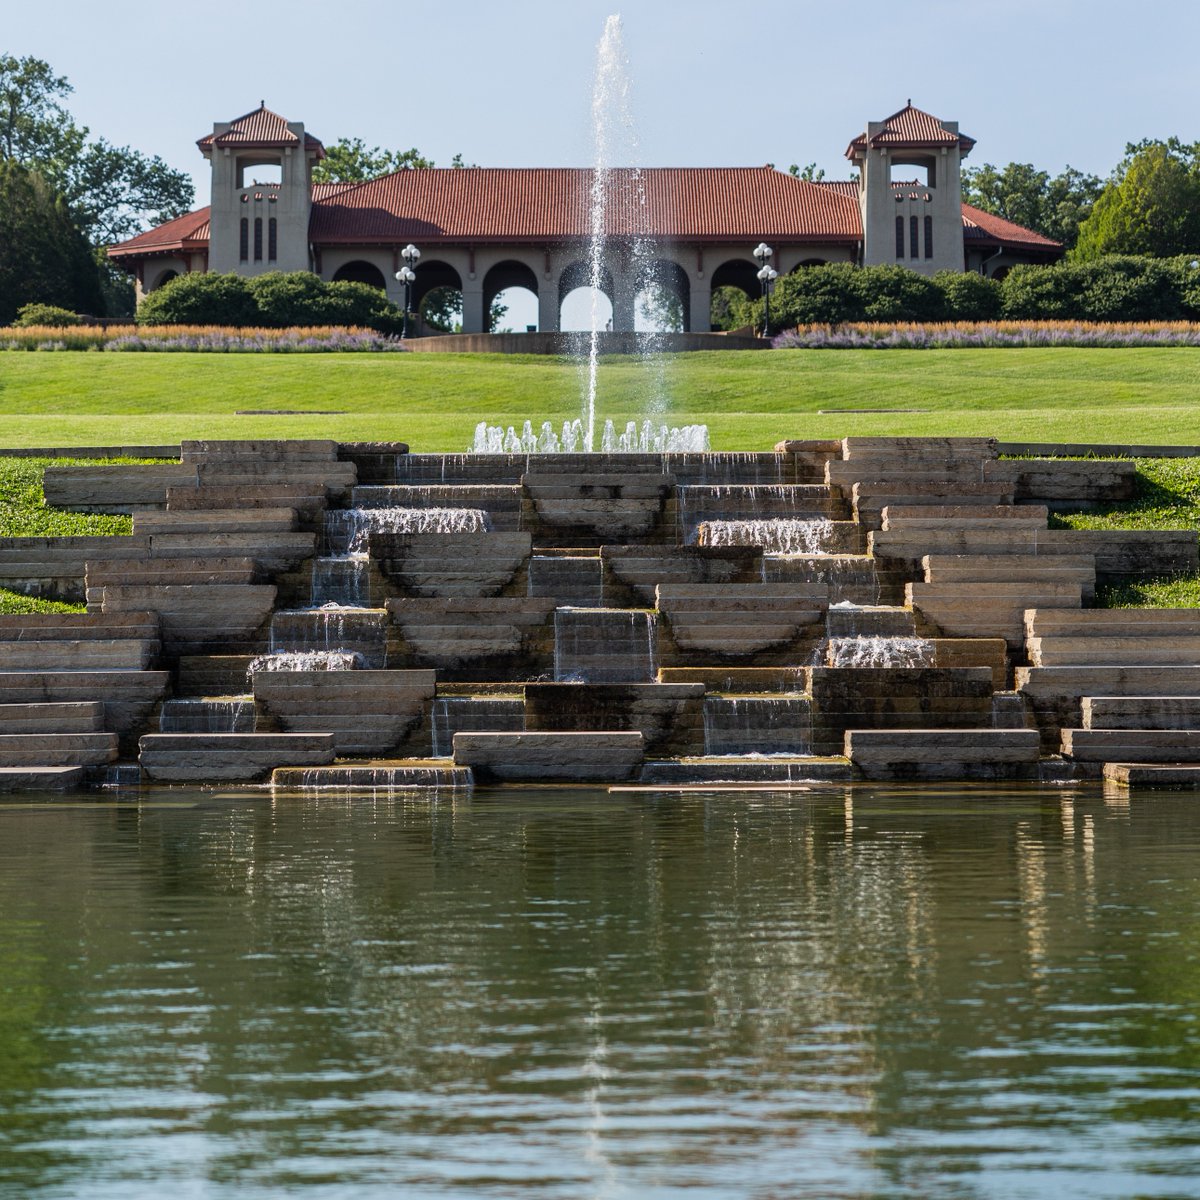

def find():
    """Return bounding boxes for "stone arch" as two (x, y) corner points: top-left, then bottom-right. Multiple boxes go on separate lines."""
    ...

(793, 258), (827, 270)
(412, 260), (464, 331)
(709, 257), (759, 298)
(483, 259), (539, 319)
(149, 268), (179, 292)
(332, 260), (387, 289)
(990, 264), (1012, 281)
(558, 260), (615, 330)
(635, 257), (690, 331)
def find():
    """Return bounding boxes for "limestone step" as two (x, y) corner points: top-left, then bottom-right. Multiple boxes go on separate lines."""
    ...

(666, 451), (802, 485)
(825, 605), (915, 638)
(639, 756), (851, 784)
(372, 531), (532, 597)
(0, 733), (118, 767)
(0, 671), (170, 739)
(101, 583), (278, 650)
(351, 484), (524, 530)
(907, 581), (1083, 649)
(846, 728), (1041, 780)
(694, 519), (862, 555)
(1083, 696), (1200, 730)
(166, 483), (326, 512)
(0, 639), (157, 671)
(0, 612), (159, 640)
(1017, 665), (1200, 752)
(762, 555), (880, 605)
(138, 732), (337, 781)
(271, 762), (473, 790)
(1026, 608), (1200, 638)
(923, 554), (1096, 602)
(0, 702), (105, 733)
(983, 458), (1137, 506)
(43, 464), (196, 513)
(0, 765), (88, 791)
(144, 531), (316, 573)
(658, 666), (809, 692)
(86, 557), (262, 592)
(852, 483), (1017, 529)
(1062, 728), (1200, 763)
(1027, 636), (1200, 667)
(1103, 763), (1200, 788)
(601, 544), (762, 604)
(841, 435), (999, 461)
(452, 731), (644, 782)
(252, 669), (436, 754)
(181, 438), (340, 463)
(134, 508), (298, 535)
(882, 505), (1048, 530)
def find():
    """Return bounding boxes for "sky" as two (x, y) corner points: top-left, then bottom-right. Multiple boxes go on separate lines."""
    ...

(7, 0), (1200, 328)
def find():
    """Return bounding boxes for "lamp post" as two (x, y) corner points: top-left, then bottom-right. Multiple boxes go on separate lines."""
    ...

(753, 243), (776, 337)
(395, 242), (420, 338)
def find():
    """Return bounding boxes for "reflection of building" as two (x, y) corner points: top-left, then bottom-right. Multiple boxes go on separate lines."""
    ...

(108, 102), (1061, 332)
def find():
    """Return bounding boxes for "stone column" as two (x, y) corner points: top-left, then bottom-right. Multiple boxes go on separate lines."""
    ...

(689, 282), (712, 333)
(461, 286), (486, 334)
(610, 277), (636, 333)
(538, 286), (560, 333)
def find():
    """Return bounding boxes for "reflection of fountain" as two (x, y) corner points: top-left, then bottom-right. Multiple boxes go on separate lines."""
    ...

(467, 15), (709, 455)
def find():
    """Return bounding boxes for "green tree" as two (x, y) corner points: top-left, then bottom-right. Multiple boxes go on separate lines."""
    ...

(962, 160), (1102, 251)
(312, 139), (477, 184)
(0, 159), (102, 322)
(788, 162), (825, 181)
(418, 287), (506, 334)
(1073, 139), (1200, 260)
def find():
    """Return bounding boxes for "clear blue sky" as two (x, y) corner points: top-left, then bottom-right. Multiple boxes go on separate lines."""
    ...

(8, 0), (1199, 329)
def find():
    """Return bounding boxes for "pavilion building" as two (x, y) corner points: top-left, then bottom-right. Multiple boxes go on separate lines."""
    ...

(108, 102), (1061, 333)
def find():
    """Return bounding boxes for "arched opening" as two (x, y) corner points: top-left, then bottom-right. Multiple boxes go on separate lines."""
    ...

(990, 264), (1012, 281)
(332, 260), (387, 289)
(709, 258), (759, 331)
(890, 157), (933, 187)
(150, 268), (179, 292)
(235, 156), (282, 187)
(558, 261), (614, 332)
(634, 259), (689, 332)
(412, 261), (464, 333)
(793, 258), (827, 270)
(483, 260), (539, 333)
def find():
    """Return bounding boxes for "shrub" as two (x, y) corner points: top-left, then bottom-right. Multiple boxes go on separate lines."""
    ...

(934, 271), (1003, 320)
(851, 264), (946, 321)
(137, 272), (258, 326)
(768, 263), (863, 328)
(246, 271), (331, 326)
(323, 280), (404, 335)
(12, 303), (82, 327)
(1002, 255), (1193, 321)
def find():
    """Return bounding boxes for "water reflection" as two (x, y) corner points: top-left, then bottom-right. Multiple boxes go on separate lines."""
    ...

(0, 785), (1198, 1197)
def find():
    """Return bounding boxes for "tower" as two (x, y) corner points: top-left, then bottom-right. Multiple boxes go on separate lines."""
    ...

(846, 103), (974, 275)
(198, 103), (325, 275)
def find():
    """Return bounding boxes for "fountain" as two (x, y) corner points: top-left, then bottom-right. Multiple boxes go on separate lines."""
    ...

(554, 608), (658, 683)
(698, 518), (837, 555)
(468, 15), (709, 455)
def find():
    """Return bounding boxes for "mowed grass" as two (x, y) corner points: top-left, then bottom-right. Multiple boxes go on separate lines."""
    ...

(2, 347), (1200, 450)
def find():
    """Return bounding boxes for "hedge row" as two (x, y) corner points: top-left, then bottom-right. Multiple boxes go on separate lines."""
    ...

(136, 271), (404, 334)
(753, 255), (1200, 330)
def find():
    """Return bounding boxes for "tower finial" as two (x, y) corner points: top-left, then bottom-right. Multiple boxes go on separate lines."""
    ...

(260, 99), (266, 108)
(907, 97), (911, 107)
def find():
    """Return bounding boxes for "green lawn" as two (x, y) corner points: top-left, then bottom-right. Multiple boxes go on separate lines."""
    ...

(2, 347), (1200, 450)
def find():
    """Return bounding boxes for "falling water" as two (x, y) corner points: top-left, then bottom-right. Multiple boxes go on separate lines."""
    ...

(826, 637), (934, 668)
(159, 697), (256, 733)
(698, 518), (836, 554)
(553, 607), (658, 683)
(325, 507), (490, 555)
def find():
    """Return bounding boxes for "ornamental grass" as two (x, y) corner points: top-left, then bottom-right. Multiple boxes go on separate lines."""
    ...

(772, 321), (1200, 349)
(0, 325), (407, 352)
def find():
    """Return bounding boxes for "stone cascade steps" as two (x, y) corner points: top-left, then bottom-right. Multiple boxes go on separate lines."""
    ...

(763, 555), (880, 605)
(139, 732), (337, 782)
(600, 544), (762, 606)
(387, 597), (555, 676)
(452, 731), (644, 783)
(695, 519), (864, 555)
(43, 463), (197, 514)
(1103, 763), (1200, 788)
(552, 608), (659, 684)
(0, 732), (118, 767)
(809, 666), (996, 757)
(524, 682), (706, 757)
(271, 762), (473, 791)
(1015, 665), (1200, 753)
(907, 580), (1084, 650)
(1083, 696), (1200, 730)
(0, 536), (152, 604)
(0, 701), (105, 733)
(101, 583), (278, 655)
(268, 608), (390, 668)
(676, 484), (846, 535)
(521, 472), (676, 542)
(881, 504), (1049, 532)
(133, 508), (300, 535)
(351, 484), (524, 531)
(1026, 608), (1200, 666)
(639, 755), (851, 784)
(845, 728), (1042, 780)
(656, 583), (828, 660)
(664, 452), (801, 486)
(701, 693), (813, 756)
(922, 554), (1097, 604)
(371, 531), (533, 598)
(252, 669), (436, 754)
(166, 483), (329, 530)
(850, 482), (1018, 531)
(1061, 728), (1200, 764)
(0, 766), (89, 792)
(85, 557), (263, 605)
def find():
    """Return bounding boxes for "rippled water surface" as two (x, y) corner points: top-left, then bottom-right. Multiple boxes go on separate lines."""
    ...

(1, 784), (1199, 1198)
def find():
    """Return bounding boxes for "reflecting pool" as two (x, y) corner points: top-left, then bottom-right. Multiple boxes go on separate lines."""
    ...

(1, 784), (1198, 1198)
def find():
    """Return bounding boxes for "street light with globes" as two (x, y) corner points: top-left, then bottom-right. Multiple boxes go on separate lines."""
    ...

(753, 242), (777, 338)
(394, 243), (421, 338)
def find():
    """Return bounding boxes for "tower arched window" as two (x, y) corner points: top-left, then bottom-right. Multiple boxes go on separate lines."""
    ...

(268, 218), (277, 262)
(910, 216), (919, 260)
(895, 216), (904, 260)
(924, 216), (933, 259)
(254, 218), (263, 262)
(239, 218), (249, 262)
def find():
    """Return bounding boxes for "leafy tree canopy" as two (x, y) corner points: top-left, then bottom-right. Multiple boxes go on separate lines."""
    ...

(962, 160), (1103, 250)
(1073, 138), (1200, 260)
(313, 138), (477, 183)
(0, 54), (193, 249)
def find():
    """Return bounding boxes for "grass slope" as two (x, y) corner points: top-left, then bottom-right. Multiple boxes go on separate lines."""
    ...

(2, 347), (1200, 450)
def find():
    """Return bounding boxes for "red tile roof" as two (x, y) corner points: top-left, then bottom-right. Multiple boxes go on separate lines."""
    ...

(962, 203), (1061, 251)
(108, 170), (1061, 261)
(197, 104), (324, 155)
(846, 103), (975, 157)
(307, 166), (863, 244)
(108, 206), (211, 258)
